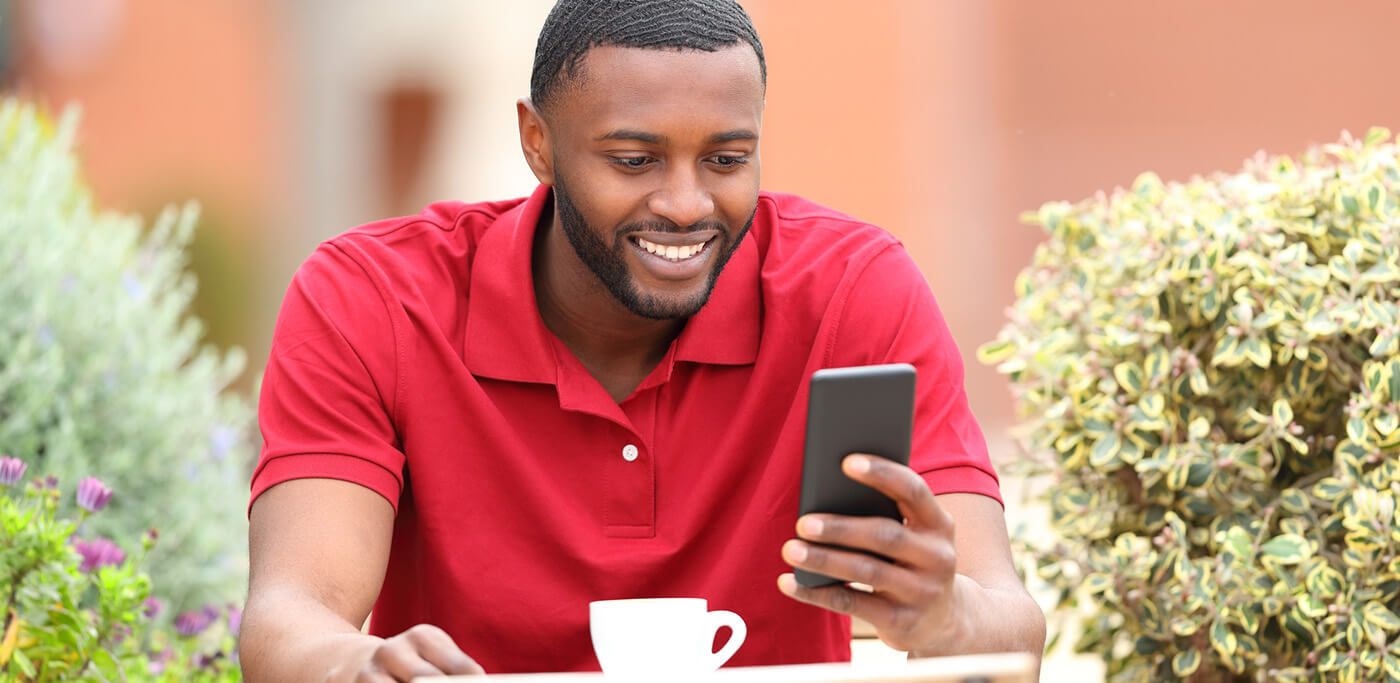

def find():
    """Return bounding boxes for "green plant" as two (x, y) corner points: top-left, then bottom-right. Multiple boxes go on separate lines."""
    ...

(0, 99), (252, 611)
(1, 458), (240, 681)
(981, 128), (1400, 681)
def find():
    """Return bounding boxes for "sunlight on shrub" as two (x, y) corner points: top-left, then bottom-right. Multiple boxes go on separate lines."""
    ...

(983, 128), (1400, 681)
(0, 99), (252, 612)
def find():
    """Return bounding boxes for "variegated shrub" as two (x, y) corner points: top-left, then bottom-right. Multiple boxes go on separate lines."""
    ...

(981, 128), (1400, 681)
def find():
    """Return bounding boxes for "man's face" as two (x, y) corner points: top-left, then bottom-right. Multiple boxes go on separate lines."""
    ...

(542, 44), (764, 320)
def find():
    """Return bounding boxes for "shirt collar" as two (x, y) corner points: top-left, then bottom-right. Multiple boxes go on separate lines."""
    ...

(463, 185), (760, 385)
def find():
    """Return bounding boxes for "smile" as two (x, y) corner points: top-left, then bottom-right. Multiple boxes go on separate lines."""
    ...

(633, 236), (713, 262)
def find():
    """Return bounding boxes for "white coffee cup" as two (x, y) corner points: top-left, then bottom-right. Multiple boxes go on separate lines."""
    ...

(589, 598), (746, 677)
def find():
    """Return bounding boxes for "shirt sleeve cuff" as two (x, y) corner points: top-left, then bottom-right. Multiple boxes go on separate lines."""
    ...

(249, 453), (403, 517)
(918, 464), (1003, 508)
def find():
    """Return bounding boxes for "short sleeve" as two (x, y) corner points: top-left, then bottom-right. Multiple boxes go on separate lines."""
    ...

(828, 244), (1002, 506)
(250, 242), (406, 514)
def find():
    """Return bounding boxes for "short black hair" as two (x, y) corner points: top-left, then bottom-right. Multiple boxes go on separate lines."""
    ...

(530, 0), (766, 112)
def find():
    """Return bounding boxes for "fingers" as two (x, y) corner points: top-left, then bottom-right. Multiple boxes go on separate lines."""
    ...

(795, 512), (950, 573)
(365, 625), (484, 681)
(368, 642), (444, 681)
(777, 572), (903, 626)
(841, 454), (952, 532)
(782, 538), (936, 605)
(404, 624), (485, 675)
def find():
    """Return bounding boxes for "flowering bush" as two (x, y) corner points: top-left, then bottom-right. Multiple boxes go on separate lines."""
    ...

(981, 128), (1400, 680)
(0, 99), (252, 609)
(0, 459), (240, 681)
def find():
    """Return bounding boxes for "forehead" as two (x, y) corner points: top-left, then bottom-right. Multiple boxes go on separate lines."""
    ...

(552, 44), (765, 137)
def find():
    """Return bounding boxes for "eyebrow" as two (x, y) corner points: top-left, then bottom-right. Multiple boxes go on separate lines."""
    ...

(598, 129), (663, 144)
(595, 129), (758, 145)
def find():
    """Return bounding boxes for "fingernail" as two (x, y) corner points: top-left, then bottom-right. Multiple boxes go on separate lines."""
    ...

(784, 540), (808, 563)
(846, 455), (870, 474)
(777, 573), (797, 594)
(799, 516), (823, 538)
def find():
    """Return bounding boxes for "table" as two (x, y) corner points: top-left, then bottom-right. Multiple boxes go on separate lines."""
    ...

(424, 652), (1038, 682)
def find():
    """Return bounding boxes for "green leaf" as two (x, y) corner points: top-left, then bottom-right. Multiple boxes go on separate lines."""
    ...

(1090, 433), (1121, 469)
(1272, 399), (1294, 426)
(1350, 417), (1373, 446)
(1083, 573), (1114, 596)
(1144, 347), (1169, 384)
(1188, 367), (1209, 395)
(1139, 391), (1165, 419)
(1367, 601), (1400, 631)
(11, 649), (37, 678)
(1283, 607), (1319, 644)
(1114, 362), (1145, 395)
(1379, 412), (1399, 437)
(1385, 653), (1400, 682)
(93, 648), (120, 678)
(1320, 648), (1342, 671)
(1211, 618), (1238, 659)
(1298, 593), (1327, 619)
(1365, 126), (1392, 146)
(1341, 657), (1360, 683)
(1279, 488), (1309, 514)
(1343, 194), (1361, 215)
(976, 339), (1016, 365)
(1242, 336), (1272, 368)
(1082, 417), (1112, 437)
(1305, 563), (1346, 598)
(1260, 534), (1311, 564)
(1172, 648), (1201, 677)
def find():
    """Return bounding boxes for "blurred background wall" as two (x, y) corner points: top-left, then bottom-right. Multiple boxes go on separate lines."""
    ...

(3, 0), (1398, 455)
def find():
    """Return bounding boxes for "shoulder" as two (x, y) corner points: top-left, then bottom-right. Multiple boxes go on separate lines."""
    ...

(749, 191), (915, 299)
(291, 197), (525, 301)
(754, 191), (899, 252)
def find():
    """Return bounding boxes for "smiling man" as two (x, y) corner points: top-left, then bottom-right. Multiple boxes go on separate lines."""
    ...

(239, 1), (1044, 680)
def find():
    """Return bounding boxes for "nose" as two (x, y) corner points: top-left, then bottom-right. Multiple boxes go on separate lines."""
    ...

(647, 165), (715, 229)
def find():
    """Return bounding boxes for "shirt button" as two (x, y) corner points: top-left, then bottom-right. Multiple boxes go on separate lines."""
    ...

(622, 444), (639, 462)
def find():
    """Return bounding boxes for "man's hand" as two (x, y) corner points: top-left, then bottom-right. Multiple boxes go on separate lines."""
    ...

(326, 624), (484, 682)
(777, 453), (961, 653)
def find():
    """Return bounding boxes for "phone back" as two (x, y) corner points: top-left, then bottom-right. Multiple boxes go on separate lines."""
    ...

(796, 364), (915, 586)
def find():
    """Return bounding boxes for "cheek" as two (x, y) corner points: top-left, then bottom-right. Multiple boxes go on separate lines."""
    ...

(715, 178), (760, 227)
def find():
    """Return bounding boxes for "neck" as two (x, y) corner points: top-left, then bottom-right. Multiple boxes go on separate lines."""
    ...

(532, 203), (683, 399)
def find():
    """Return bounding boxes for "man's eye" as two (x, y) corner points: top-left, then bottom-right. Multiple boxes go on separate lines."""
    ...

(711, 155), (749, 168)
(611, 157), (654, 170)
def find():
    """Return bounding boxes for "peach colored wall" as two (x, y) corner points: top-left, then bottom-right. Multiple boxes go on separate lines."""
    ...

(13, 1), (1400, 435)
(14, 0), (289, 219)
(748, 1), (1400, 431)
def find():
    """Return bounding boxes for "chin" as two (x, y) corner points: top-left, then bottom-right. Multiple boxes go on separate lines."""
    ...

(623, 285), (714, 320)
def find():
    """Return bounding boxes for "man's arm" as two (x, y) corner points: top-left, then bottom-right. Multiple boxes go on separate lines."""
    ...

(777, 455), (1046, 663)
(240, 478), (484, 682)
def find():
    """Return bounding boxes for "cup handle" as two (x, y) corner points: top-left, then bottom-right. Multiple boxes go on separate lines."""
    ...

(704, 609), (747, 670)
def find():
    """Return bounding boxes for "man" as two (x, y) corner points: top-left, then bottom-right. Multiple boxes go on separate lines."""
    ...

(239, 1), (1046, 680)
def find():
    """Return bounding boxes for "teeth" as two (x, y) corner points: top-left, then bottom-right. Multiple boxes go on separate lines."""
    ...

(636, 237), (708, 262)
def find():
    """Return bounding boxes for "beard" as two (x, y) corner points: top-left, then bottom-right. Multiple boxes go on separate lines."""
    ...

(552, 176), (753, 320)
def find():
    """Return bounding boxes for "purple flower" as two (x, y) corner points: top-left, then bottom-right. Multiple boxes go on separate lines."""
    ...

(142, 597), (164, 619)
(209, 425), (237, 461)
(76, 476), (113, 513)
(148, 648), (173, 675)
(227, 605), (242, 637)
(195, 651), (226, 670)
(175, 608), (216, 638)
(0, 456), (26, 486)
(74, 537), (126, 572)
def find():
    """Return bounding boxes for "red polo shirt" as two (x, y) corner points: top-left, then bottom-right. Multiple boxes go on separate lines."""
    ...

(252, 185), (999, 674)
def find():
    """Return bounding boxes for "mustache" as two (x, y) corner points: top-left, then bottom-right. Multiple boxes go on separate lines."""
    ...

(617, 219), (726, 235)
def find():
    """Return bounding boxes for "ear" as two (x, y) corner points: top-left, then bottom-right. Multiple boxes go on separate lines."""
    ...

(517, 98), (555, 186)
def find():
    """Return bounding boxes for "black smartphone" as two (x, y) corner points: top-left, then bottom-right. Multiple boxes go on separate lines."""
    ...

(795, 363), (916, 588)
